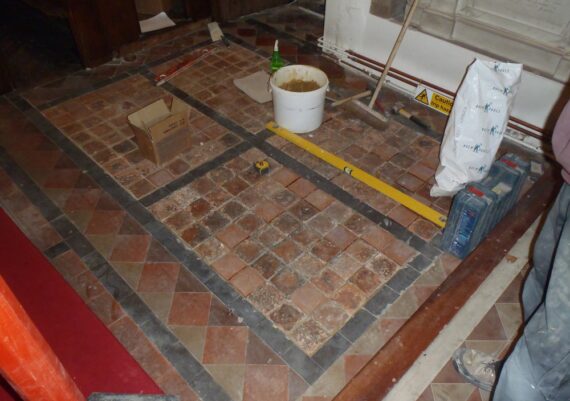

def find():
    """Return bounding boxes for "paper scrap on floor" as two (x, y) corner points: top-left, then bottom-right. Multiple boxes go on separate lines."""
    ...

(140, 12), (175, 33)
(233, 71), (272, 103)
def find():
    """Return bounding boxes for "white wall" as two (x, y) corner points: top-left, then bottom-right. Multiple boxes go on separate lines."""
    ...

(323, 0), (567, 131)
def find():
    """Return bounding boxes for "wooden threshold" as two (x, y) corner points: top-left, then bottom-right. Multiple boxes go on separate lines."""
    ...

(334, 165), (561, 401)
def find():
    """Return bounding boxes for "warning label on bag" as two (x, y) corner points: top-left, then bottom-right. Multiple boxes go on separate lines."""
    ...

(414, 86), (454, 115)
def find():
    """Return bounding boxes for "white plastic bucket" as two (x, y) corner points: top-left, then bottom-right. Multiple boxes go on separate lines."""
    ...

(270, 65), (329, 133)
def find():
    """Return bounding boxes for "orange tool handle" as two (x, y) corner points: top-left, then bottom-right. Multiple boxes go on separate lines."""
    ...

(0, 275), (85, 401)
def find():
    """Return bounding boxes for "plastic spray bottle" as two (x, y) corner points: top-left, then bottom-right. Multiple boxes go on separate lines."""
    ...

(270, 40), (284, 73)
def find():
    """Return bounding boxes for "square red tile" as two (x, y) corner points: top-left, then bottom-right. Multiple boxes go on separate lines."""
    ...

(230, 267), (265, 296)
(288, 178), (316, 198)
(255, 201), (284, 222)
(211, 253), (247, 280)
(215, 224), (249, 248)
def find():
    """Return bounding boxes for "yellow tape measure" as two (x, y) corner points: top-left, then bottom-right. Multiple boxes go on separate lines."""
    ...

(265, 122), (446, 228)
(254, 160), (270, 175)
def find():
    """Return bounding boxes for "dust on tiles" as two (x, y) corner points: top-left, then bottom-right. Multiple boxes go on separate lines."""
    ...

(150, 148), (418, 354)
(152, 43), (274, 133)
(42, 75), (242, 199)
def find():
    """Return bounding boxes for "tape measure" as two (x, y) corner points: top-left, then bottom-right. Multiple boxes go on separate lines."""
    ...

(254, 160), (270, 175)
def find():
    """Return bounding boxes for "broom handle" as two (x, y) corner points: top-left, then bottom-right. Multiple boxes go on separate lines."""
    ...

(368, 0), (421, 108)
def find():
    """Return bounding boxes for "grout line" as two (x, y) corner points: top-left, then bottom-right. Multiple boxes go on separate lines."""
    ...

(140, 141), (253, 206)
(383, 218), (540, 401)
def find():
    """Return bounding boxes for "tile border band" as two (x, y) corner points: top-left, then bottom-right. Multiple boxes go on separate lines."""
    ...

(0, 147), (232, 401)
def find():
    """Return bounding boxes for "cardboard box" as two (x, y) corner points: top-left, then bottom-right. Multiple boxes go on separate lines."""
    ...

(135, 0), (173, 15)
(127, 98), (191, 165)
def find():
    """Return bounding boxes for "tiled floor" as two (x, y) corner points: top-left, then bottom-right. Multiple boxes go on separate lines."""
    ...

(43, 72), (243, 199)
(415, 268), (526, 401)
(151, 148), (418, 354)
(0, 3), (546, 401)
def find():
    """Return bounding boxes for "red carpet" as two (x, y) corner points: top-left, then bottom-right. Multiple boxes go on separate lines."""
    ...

(0, 208), (163, 399)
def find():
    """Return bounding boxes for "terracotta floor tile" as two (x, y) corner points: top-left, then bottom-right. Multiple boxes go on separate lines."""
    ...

(273, 239), (302, 263)
(208, 297), (245, 326)
(273, 167), (300, 187)
(409, 219), (440, 241)
(246, 332), (285, 365)
(325, 226), (356, 251)
(350, 266), (383, 294)
(243, 365), (289, 401)
(388, 205), (419, 228)
(334, 283), (366, 312)
(288, 178), (316, 198)
(272, 212), (302, 234)
(312, 301), (349, 333)
(235, 239), (265, 263)
(84, 210), (125, 235)
(168, 292), (212, 326)
(137, 262), (180, 293)
(270, 304), (303, 331)
(467, 306), (507, 341)
(312, 269), (343, 295)
(172, 269), (206, 295)
(255, 201), (285, 223)
(290, 319), (329, 355)
(366, 255), (400, 282)
(248, 284), (285, 314)
(311, 239), (340, 262)
(291, 253), (326, 278)
(495, 303), (523, 339)
(230, 267), (265, 296)
(238, 213), (264, 234)
(361, 226), (394, 252)
(109, 234), (151, 262)
(202, 326), (249, 364)
(181, 224), (210, 247)
(272, 268), (305, 296)
(195, 237), (229, 263)
(291, 283), (328, 315)
(216, 224), (250, 248)
(211, 253), (247, 280)
(382, 239), (417, 265)
(305, 189), (334, 211)
(51, 250), (89, 282)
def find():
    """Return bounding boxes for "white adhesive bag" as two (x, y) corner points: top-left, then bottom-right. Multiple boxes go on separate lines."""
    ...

(431, 59), (523, 197)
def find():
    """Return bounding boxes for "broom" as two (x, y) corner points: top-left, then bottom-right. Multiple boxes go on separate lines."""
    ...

(332, 0), (421, 129)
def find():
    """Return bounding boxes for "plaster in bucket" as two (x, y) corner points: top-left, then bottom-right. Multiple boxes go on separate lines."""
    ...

(270, 65), (329, 133)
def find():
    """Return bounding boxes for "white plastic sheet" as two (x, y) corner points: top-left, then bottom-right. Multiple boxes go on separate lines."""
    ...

(431, 59), (523, 197)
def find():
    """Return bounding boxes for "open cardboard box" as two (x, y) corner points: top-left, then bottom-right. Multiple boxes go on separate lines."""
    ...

(127, 97), (191, 165)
